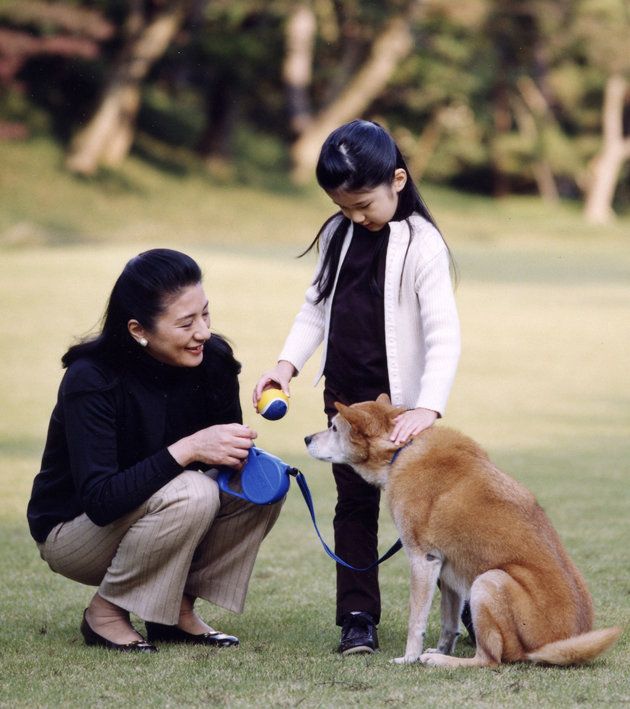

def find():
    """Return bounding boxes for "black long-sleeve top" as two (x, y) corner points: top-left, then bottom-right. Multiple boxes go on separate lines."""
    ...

(324, 223), (390, 402)
(27, 336), (242, 543)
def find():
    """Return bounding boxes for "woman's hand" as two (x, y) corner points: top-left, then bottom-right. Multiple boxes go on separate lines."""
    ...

(252, 360), (296, 410)
(168, 423), (257, 469)
(389, 408), (438, 446)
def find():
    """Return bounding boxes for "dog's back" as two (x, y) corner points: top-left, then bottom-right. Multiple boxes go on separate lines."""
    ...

(387, 425), (596, 647)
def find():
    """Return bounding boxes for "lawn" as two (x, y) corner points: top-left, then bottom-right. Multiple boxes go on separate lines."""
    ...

(0, 140), (628, 707)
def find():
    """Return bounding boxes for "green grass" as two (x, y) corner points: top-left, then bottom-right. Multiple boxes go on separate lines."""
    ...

(0, 139), (629, 707)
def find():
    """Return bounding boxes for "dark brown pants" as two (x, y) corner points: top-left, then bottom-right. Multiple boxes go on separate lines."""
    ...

(324, 386), (382, 626)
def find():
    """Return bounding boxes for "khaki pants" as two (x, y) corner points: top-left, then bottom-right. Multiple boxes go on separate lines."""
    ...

(37, 471), (282, 624)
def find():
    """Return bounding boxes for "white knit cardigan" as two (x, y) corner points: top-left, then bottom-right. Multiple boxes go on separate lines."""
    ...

(279, 214), (461, 415)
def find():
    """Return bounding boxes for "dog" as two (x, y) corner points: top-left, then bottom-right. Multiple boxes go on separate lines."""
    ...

(304, 394), (621, 668)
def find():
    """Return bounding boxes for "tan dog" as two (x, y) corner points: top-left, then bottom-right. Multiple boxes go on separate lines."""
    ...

(304, 394), (621, 668)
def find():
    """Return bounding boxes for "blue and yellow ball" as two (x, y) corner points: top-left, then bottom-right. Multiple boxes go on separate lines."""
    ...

(257, 388), (289, 420)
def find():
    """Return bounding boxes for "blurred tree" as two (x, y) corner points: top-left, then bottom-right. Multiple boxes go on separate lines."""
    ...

(288, 0), (424, 184)
(283, 2), (316, 136)
(574, 0), (630, 223)
(377, 1), (490, 189)
(0, 1), (113, 139)
(191, 4), (285, 177)
(0, 1), (112, 83)
(1, 0), (627, 218)
(65, 0), (193, 175)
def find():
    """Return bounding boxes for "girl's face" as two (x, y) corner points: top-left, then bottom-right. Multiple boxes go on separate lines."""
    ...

(128, 283), (211, 367)
(328, 169), (407, 231)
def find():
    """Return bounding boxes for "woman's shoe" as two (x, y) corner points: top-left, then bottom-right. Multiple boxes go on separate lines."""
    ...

(145, 621), (239, 647)
(80, 610), (158, 653)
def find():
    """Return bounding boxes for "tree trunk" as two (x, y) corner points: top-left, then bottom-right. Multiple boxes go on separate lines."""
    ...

(283, 2), (317, 136)
(65, 0), (191, 175)
(515, 76), (560, 202)
(290, 4), (420, 184)
(584, 74), (630, 224)
(197, 76), (240, 180)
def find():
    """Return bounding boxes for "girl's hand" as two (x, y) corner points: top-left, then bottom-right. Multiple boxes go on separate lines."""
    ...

(169, 423), (257, 469)
(252, 360), (296, 410)
(390, 408), (438, 445)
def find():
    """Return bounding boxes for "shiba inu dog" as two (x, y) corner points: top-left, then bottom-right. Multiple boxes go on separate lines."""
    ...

(304, 394), (621, 668)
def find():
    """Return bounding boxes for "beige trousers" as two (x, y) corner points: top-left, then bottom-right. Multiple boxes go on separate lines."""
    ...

(37, 471), (282, 624)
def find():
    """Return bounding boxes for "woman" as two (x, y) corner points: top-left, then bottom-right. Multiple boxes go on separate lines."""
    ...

(27, 248), (282, 653)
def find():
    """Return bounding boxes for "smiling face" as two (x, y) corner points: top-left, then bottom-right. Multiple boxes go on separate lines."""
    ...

(328, 168), (407, 231)
(128, 282), (211, 367)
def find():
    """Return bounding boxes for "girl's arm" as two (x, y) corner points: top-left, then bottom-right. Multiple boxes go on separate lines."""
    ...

(391, 238), (461, 443)
(253, 219), (342, 408)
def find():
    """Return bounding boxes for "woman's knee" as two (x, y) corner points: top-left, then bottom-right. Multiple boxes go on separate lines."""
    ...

(152, 471), (220, 524)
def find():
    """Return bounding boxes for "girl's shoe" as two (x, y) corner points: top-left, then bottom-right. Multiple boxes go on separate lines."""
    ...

(338, 611), (379, 655)
(80, 610), (158, 653)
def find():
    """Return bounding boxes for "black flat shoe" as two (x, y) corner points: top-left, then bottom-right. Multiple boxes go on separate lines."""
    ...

(145, 621), (239, 647)
(338, 612), (379, 656)
(80, 610), (158, 653)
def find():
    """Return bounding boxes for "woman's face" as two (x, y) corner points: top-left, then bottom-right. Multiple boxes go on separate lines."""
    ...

(130, 283), (211, 367)
(327, 168), (407, 231)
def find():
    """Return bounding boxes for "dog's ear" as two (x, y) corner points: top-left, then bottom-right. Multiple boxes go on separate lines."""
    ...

(376, 393), (392, 407)
(334, 402), (370, 433)
(334, 401), (350, 416)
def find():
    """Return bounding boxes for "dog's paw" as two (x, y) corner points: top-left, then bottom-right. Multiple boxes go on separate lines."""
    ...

(420, 652), (448, 667)
(391, 655), (420, 665)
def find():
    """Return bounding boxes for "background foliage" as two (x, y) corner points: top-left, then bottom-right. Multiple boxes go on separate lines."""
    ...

(0, 0), (629, 221)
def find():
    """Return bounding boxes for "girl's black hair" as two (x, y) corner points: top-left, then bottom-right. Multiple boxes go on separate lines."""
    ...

(303, 119), (454, 302)
(62, 248), (203, 368)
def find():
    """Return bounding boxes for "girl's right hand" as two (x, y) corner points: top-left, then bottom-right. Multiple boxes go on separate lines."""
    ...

(168, 423), (257, 469)
(252, 360), (296, 409)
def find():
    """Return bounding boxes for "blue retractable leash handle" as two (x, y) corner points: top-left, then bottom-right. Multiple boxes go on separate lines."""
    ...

(217, 447), (402, 572)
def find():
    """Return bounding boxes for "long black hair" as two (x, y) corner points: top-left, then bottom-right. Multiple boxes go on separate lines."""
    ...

(62, 249), (203, 368)
(303, 119), (454, 302)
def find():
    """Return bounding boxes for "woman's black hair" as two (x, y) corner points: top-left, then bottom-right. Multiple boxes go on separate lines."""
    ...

(303, 119), (454, 302)
(61, 248), (203, 368)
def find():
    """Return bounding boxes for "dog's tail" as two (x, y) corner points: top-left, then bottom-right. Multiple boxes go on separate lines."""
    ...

(526, 627), (621, 666)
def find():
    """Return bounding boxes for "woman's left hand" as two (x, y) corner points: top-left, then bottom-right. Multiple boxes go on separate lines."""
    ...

(390, 407), (438, 445)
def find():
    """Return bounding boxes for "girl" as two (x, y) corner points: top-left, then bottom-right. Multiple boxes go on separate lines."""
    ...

(28, 249), (282, 652)
(254, 119), (461, 655)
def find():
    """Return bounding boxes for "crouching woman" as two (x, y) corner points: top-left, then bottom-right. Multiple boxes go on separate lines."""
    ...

(27, 248), (282, 653)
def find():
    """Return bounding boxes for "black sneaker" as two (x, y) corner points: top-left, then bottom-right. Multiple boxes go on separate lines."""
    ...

(338, 612), (379, 656)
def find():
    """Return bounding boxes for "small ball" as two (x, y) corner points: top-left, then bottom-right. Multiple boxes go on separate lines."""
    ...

(257, 388), (289, 420)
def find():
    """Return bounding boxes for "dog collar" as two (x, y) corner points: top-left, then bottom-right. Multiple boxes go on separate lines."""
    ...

(389, 439), (414, 465)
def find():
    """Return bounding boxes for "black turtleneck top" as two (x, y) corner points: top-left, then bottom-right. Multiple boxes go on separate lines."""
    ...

(27, 336), (242, 543)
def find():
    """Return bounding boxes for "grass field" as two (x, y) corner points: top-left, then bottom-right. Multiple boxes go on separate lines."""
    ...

(0, 140), (629, 707)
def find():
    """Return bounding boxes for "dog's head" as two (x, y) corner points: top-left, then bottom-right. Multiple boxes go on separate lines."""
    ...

(304, 394), (405, 486)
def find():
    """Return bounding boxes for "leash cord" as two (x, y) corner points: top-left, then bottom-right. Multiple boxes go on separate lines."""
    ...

(288, 467), (402, 572)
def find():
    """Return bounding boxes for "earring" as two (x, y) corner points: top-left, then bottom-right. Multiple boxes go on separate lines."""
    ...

(139, 337), (148, 347)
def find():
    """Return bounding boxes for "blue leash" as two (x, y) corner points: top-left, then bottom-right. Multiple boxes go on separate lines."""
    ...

(289, 468), (402, 571)
(286, 442), (412, 572)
